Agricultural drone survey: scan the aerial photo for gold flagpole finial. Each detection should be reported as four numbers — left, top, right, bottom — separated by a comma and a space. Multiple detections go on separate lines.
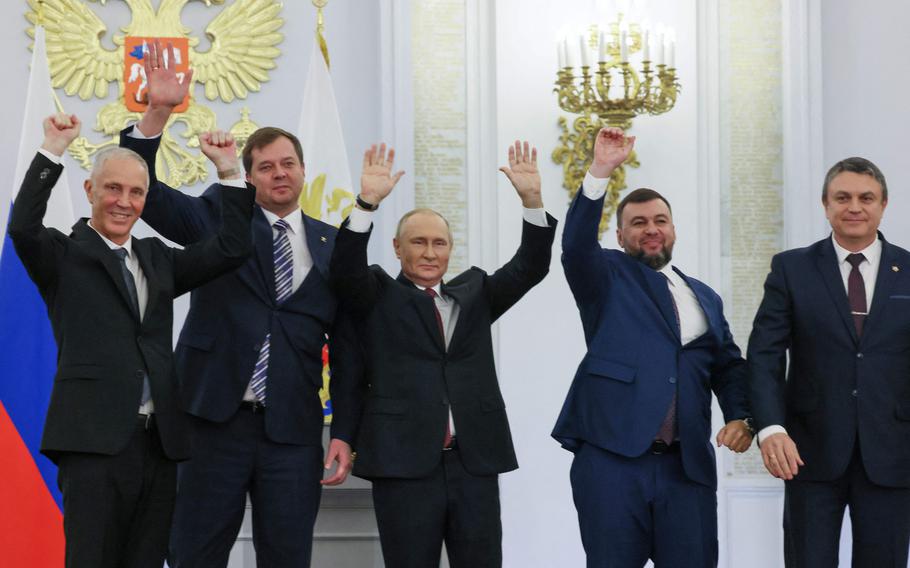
312, 0, 330, 69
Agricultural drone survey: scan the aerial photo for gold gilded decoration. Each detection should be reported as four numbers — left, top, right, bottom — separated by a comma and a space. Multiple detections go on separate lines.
553, 14, 680, 234
228, 107, 259, 159
24, 0, 284, 188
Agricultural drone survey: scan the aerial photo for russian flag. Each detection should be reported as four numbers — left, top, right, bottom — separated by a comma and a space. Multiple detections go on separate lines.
0, 24, 71, 564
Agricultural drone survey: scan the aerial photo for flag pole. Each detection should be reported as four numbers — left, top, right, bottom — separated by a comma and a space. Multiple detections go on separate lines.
36, 0, 65, 114
312, 0, 330, 69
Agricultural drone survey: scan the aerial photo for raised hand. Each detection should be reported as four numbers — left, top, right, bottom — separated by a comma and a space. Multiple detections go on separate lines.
41, 113, 81, 157
199, 130, 240, 178
589, 127, 635, 178
499, 140, 543, 209
144, 39, 193, 110
136, 40, 194, 137
359, 143, 405, 206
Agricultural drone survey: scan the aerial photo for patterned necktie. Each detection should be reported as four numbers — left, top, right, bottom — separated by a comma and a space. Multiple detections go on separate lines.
656, 273, 680, 445
424, 287, 453, 448
846, 253, 867, 337
114, 248, 150, 405
250, 219, 294, 404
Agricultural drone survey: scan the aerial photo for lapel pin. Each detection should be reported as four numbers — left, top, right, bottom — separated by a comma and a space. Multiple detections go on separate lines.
893, 265, 900, 272
320, 236, 327, 243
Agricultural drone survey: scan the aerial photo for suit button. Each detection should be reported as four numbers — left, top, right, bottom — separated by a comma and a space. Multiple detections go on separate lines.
669, 377, 677, 384
137, 337, 143, 344
135, 370, 145, 379
852, 389, 858, 397
856, 352, 863, 359
253, 342, 262, 352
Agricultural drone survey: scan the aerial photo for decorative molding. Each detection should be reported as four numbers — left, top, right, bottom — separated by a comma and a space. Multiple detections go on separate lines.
781, 0, 826, 249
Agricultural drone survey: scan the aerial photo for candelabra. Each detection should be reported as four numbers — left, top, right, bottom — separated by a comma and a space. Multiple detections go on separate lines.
552, 14, 680, 234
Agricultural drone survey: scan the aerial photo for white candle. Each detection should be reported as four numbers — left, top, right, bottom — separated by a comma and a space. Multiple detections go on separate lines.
620, 31, 628, 62
558, 42, 565, 69
642, 30, 650, 61
564, 37, 573, 68
598, 30, 607, 62
667, 39, 675, 68
657, 33, 665, 65
579, 35, 590, 67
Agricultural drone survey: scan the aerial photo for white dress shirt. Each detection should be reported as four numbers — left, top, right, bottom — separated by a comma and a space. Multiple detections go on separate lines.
658, 264, 709, 345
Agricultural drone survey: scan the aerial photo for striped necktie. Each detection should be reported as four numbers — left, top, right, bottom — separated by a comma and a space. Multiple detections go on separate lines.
250, 219, 294, 404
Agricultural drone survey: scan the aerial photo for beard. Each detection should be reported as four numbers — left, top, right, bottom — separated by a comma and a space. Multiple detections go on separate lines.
629, 246, 673, 270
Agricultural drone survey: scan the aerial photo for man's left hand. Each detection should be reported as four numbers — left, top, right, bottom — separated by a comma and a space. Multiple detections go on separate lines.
716, 419, 754, 453
321, 438, 354, 486
499, 140, 543, 209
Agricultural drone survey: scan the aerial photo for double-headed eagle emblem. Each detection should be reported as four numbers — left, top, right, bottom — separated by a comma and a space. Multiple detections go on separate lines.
24, 0, 284, 187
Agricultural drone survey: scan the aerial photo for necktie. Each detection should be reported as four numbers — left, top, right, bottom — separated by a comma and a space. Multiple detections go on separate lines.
656, 273, 680, 445
114, 248, 150, 405
846, 253, 867, 337
250, 219, 294, 405
424, 287, 453, 448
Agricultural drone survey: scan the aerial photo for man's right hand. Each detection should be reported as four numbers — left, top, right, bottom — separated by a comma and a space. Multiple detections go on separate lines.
760, 432, 804, 480
589, 126, 635, 178
41, 113, 81, 157
137, 39, 194, 137
359, 143, 405, 207
199, 130, 241, 179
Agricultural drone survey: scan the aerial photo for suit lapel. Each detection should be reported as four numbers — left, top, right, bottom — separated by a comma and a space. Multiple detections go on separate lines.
397, 273, 446, 352
441, 280, 471, 349
634, 262, 680, 342
673, 266, 718, 342
864, 236, 899, 338
133, 239, 159, 322
245, 208, 276, 303
71, 220, 141, 322
302, 214, 331, 279
814, 238, 859, 344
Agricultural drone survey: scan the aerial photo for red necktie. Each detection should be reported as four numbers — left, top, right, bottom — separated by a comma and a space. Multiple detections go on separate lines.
424, 288, 453, 448
846, 253, 867, 337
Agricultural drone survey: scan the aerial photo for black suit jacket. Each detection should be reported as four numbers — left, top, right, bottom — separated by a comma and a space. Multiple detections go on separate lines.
329, 215, 557, 479
119, 127, 358, 446
749, 234, 910, 487
7, 152, 254, 463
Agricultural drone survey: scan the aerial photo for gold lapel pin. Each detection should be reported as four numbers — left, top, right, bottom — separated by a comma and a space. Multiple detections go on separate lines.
893, 265, 900, 272
320, 236, 327, 243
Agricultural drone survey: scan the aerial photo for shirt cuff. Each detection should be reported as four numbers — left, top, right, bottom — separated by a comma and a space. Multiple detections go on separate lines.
757, 425, 788, 446
522, 207, 549, 227
127, 123, 162, 140
582, 171, 609, 200
37, 148, 62, 164
217, 178, 246, 189
346, 206, 373, 233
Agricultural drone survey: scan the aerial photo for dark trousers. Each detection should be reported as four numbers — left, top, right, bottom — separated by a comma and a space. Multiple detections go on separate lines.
784, 446, 910, 568
570, 442, 718, 568
57, 415, 177, 568
168, 406, 324, 568
371, 447, 502, 568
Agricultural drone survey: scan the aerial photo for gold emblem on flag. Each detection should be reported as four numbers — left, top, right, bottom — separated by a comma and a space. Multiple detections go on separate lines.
24, 0, 284, 188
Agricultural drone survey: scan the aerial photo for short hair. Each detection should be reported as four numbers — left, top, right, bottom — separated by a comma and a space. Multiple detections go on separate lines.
616, 188, 673, 228
822, 157, 888, 203
91, 146, 149, 188
241, 127, 304, 173
395, 208, 454, 245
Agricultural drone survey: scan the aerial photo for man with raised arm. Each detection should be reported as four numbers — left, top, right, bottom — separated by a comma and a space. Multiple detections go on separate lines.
8, 111, 253, 568
552, 127, 752, 567
329, 141, 556, 567
118, 41, 361, 567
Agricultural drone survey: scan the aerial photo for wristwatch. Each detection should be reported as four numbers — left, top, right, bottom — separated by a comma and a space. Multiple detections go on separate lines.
356, 194, 379, 211
742, 417, 756, 436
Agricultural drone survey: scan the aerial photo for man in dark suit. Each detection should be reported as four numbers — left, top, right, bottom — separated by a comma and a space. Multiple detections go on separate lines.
328, 140, 556, 567
552, 127, 753, 567
748, 156, 910, 566
117, 42, 360, 567
8, 112, 253, 568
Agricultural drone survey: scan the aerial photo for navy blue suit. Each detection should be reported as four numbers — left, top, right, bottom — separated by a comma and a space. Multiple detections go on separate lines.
121, 128, 359, 567
553, 190, 748, 566
748, 234, 910, 567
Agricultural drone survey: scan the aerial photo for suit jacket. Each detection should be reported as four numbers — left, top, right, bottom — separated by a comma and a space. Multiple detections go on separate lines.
329, 214, 557, 479
748, 234, 910, 488
7, 152, 254, 463
120, 128, 359, 446
552, 190, 749, 489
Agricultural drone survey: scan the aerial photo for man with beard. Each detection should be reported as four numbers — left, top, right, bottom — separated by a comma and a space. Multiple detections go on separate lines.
552, 127, 753, 567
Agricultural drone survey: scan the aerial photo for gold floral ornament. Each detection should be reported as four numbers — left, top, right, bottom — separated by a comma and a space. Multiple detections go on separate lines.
24, 0, 284, 188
